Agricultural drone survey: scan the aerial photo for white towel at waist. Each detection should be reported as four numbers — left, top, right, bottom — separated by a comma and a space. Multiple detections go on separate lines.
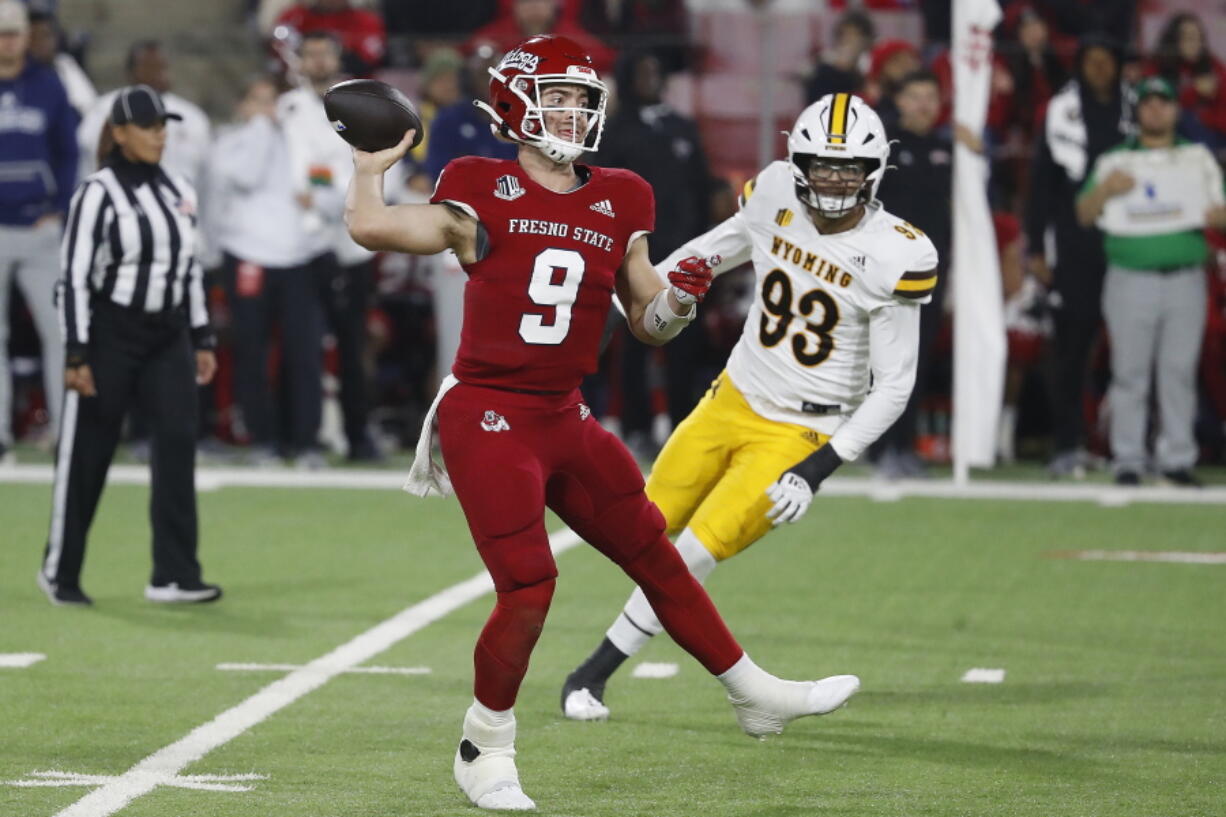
404, 374, 459, 497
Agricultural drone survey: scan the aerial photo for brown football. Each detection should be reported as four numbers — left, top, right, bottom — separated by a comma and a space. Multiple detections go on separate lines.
323, 79, 424, 153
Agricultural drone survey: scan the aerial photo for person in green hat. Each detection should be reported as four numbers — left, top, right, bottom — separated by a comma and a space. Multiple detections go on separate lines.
1076, 75, 1226, 486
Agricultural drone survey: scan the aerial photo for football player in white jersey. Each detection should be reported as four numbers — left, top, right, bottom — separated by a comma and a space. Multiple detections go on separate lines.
562, 93, 939, 720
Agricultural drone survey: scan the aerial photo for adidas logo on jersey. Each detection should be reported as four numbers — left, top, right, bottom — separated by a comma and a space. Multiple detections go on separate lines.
494, 175, 526, 201
480, 410, 511, 432
578, 403, 591, 421
589, 199, 615, 217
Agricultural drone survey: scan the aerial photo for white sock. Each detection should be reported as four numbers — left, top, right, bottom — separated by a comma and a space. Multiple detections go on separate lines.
717, 654, 860, 737
717, 653, 768, 694
464, 700, 515, 749
606, 528, 718, 656
717, 653, 808, 712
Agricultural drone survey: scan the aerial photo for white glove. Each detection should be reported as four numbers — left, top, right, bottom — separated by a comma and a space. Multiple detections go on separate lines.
765, 472, 813, 526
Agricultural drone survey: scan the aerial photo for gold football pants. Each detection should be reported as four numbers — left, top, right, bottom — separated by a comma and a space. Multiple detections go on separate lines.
646, 371, 829, 561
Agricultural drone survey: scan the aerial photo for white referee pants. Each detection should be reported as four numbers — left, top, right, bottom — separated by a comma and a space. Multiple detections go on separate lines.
0, 220, 65, 446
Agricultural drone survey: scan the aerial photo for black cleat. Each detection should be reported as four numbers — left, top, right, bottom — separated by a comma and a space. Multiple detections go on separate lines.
145, 580, 223, 603
1114, 471, 1141, 486
561, 670, 609, 721
37, 572, 93, 606
1160, 469, 1202, 488
560, 637, 630, 720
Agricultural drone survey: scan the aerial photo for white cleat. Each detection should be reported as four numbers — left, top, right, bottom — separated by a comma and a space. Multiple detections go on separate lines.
563, 687, 610, 722
454, 739, 536, 811
729, 674, 860, 738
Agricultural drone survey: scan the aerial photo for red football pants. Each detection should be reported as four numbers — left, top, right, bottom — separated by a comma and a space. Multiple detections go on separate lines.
438, 382, 743, 710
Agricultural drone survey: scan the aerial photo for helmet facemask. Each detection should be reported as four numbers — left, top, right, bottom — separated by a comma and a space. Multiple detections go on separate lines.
791, 156, 876, 218
493, 70, 608, 163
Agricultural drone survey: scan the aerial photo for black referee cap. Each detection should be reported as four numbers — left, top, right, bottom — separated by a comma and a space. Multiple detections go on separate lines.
110, 84, 183, 127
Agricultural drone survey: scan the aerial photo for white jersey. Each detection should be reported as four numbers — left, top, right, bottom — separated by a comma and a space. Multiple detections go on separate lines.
657, 161, 939, 461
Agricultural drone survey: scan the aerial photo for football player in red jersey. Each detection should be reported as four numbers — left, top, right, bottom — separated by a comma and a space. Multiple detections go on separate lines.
346, 35, 859, 811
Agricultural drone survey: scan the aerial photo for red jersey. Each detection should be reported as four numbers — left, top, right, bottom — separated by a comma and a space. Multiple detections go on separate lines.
431, 157, 655, 392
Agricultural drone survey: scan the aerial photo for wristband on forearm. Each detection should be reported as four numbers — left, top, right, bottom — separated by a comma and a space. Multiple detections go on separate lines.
191, 325, 218, 351
642, 287, 695, 342
788, 444, 843, 490
65, 344, 88, 369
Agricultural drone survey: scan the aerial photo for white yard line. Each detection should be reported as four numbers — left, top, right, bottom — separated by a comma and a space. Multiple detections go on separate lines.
961, 668, 1006, 683
47, 527, 583, 817
7, 772, 266, 793
631, 662, 679, 679
1049, 550, 1226, 565
0, 653, 46, 668
3, 464, 1225, 505
215, 663, 432, 676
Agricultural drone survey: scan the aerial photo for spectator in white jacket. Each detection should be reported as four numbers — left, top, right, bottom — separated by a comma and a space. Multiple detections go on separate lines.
206, 74, 335, 466
279, 30, 378, 461
78, 41, 211, 185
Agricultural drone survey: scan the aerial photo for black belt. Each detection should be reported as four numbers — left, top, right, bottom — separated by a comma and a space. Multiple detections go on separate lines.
801, 401, 841, 416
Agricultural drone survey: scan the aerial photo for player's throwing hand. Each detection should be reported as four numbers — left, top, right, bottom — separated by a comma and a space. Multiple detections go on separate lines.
352, 129, 416, 175
668, 255, 720, 305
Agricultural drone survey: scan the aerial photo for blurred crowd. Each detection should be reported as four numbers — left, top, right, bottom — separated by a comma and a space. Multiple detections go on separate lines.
3, 0, 1225, 479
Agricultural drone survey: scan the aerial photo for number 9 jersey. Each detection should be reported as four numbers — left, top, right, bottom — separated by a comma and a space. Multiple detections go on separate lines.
431, 156, 655, 392
657, 160, 939, 461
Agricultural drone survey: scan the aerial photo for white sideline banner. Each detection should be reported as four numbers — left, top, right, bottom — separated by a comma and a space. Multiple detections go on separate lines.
952, 0, 1006, 478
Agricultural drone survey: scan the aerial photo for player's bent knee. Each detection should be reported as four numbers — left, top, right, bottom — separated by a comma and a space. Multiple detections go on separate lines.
476, 530, 559, 593
498, 576, 556, 625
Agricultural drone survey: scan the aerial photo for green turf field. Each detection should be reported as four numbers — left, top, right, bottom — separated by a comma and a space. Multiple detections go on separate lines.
2, 479, 1224, 817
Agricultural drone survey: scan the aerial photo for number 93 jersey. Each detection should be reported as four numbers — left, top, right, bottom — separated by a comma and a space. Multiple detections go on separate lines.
659, 160, 939, 437
432, 156, 655, 392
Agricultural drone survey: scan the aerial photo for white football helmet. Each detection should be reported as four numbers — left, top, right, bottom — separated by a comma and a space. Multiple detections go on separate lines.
787, 93, 890, 217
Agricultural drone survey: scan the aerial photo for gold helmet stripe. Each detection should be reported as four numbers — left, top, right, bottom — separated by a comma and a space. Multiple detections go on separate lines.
828, 93, 851, 145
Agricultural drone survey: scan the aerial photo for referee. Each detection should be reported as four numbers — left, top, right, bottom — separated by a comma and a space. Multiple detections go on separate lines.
38, 84, 221, 606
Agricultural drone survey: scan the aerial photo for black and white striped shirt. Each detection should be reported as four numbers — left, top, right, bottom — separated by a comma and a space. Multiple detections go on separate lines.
59, 158, 211, 350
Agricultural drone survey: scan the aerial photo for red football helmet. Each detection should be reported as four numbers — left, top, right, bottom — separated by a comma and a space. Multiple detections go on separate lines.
474, 35, 608, 164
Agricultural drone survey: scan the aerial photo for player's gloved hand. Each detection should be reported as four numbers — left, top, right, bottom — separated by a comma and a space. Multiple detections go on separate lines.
667, 255, 721, 306
765, 472, 812, 526
764, 445, 843, 526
